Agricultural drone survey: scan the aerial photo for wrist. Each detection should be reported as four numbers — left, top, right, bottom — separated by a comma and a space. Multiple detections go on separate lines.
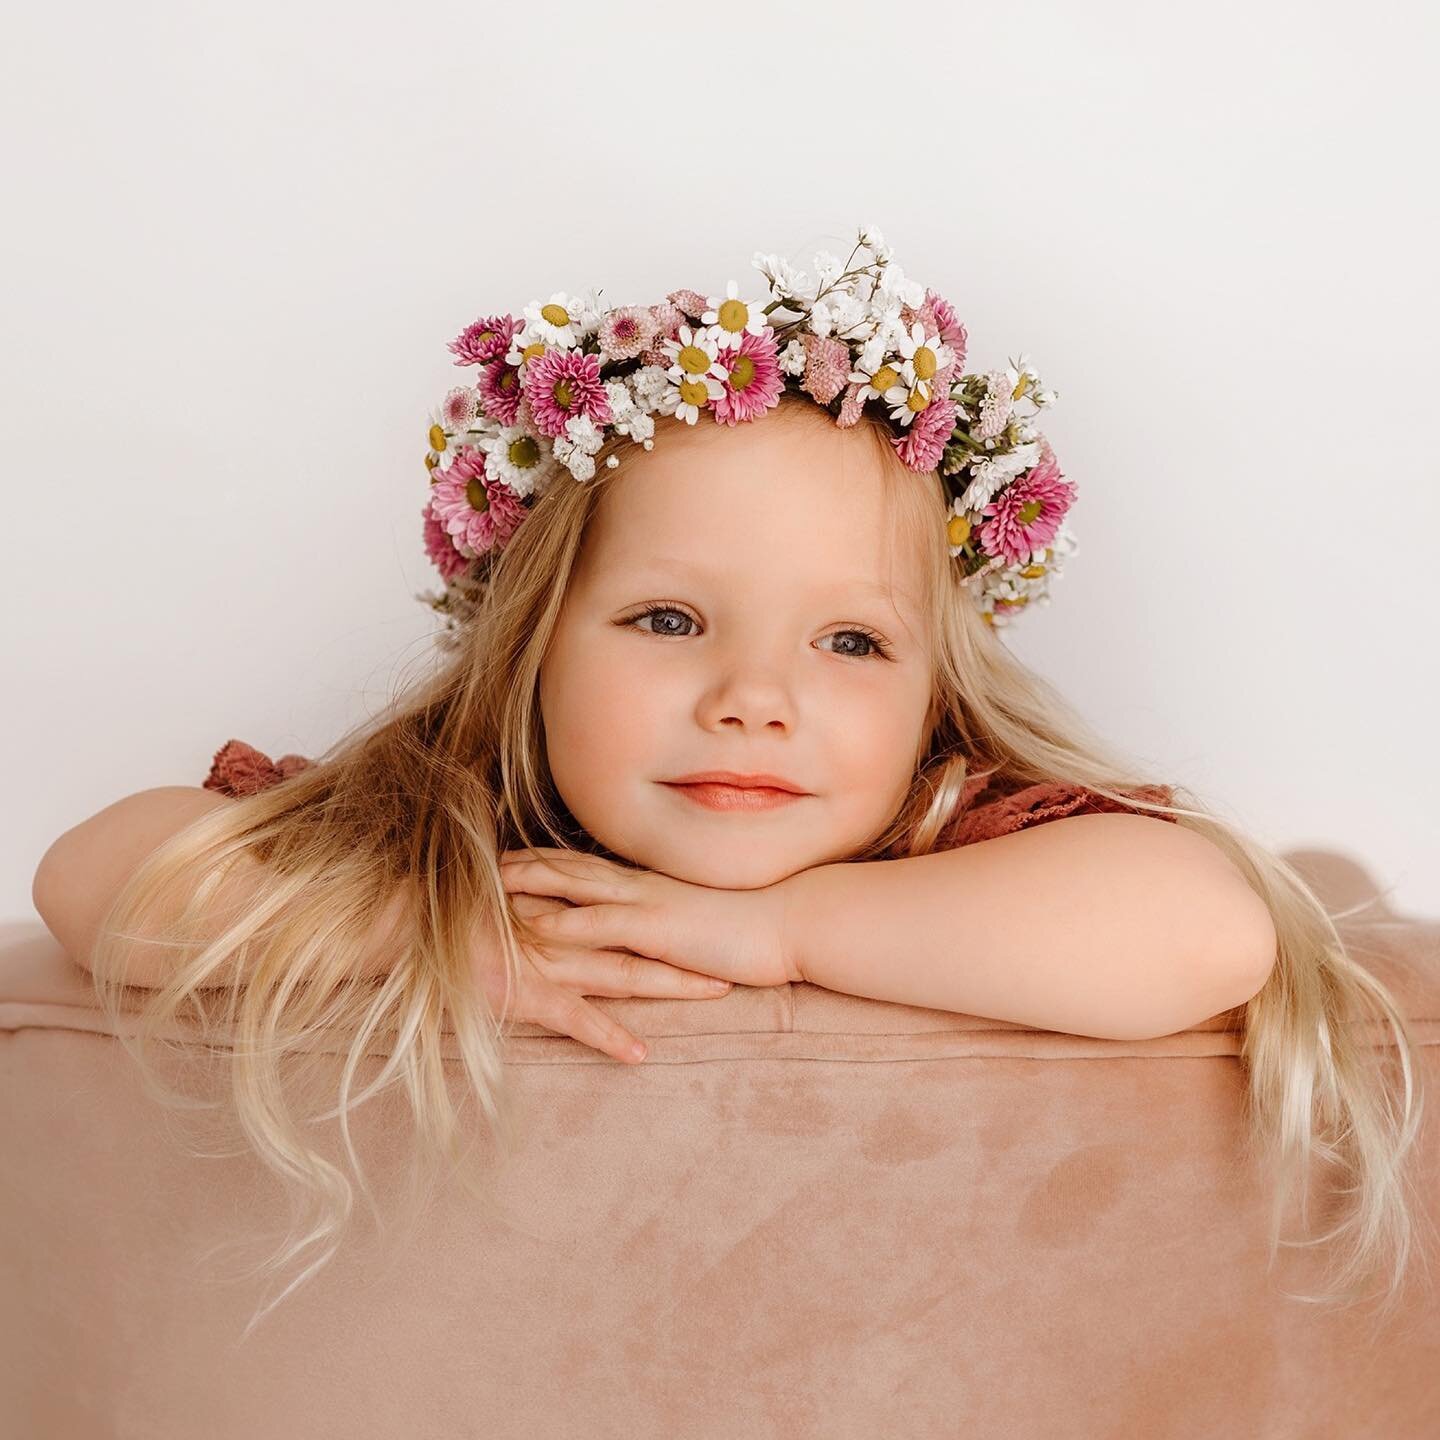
774, 864, 821, 985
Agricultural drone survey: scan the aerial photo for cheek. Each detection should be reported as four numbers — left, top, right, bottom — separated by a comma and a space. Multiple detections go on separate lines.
828, 695, 923, 790
541, 636, 673, 798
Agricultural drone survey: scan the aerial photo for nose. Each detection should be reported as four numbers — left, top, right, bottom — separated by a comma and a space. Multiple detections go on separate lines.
696, 652, 797, 733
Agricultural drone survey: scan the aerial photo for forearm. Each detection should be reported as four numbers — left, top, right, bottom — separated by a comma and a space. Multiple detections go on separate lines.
33, 787, 409, 989
781, 814, 1276, 1041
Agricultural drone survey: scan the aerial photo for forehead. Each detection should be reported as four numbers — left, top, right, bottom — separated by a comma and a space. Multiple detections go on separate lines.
580, 411, 931, 614
627, 553, 922, 614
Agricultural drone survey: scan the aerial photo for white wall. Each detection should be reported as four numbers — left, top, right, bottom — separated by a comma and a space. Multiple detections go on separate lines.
5, 0, 1436, 917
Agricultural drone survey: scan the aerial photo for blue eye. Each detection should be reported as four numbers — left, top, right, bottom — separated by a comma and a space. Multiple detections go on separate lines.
621, 604, 894, 661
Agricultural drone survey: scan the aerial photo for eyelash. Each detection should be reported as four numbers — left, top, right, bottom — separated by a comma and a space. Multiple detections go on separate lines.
621, 602, 895, 661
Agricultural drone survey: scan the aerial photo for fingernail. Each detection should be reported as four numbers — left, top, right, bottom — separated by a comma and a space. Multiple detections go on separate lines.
707, 979, 732, 992
630, 1041, 648, 1061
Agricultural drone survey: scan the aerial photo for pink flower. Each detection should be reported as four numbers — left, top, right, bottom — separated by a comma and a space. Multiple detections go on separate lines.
835, 381, 867, 428
448, 315, 518, 367
428, 444, 530, 557
640, 302, 686, 367
975, 370, 1015, 440
478, 356, 523, 425
977, 448, 1077, 565
520, 348, 613, 440
710, 327, 785, 425
667, 288, 709, 320
440, 385, 479, 431
926, 289, 967, 371
422, 499, 475, 581
598, 305, 659, 362
799, 333, 852, 405
900, 297, 937, 335
892, 393, 956, 471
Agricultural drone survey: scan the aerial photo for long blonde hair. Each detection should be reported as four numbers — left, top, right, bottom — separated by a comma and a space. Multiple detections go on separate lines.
90, 389, 1433, 1337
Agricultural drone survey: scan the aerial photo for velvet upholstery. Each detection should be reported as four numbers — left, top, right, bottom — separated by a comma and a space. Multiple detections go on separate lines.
3, 913, 1438, 1436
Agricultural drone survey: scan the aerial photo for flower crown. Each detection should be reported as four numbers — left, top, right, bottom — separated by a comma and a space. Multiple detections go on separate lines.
416, 224, 1076, 650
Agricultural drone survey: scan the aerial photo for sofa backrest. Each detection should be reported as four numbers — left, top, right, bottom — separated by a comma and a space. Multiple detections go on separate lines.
3, 918, 1438, 1437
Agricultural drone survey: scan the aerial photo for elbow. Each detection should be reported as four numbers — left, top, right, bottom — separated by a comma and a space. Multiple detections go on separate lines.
1149, 879, 1277, 1039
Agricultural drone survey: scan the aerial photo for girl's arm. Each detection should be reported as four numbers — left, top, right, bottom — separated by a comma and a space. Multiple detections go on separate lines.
32, 787, 408, 989
780, 813, 1277, 1041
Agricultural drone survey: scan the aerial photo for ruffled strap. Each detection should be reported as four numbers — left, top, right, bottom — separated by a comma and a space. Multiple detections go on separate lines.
202, 738, 315, 798
946, 773, 1178, 848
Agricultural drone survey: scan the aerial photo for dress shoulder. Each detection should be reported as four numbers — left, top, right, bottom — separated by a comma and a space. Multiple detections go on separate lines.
202, 738, 315, 797
944, 771, 1178, 848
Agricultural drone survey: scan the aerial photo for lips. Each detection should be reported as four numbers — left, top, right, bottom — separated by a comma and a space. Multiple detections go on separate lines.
662, 780, 809, 813
663, 771, 810, 794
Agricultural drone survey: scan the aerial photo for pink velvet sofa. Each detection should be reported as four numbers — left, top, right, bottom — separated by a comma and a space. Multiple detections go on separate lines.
3, 903, 1438, 1437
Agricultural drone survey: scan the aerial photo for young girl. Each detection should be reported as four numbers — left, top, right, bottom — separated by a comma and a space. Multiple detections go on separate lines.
33, 227, 1429, 1330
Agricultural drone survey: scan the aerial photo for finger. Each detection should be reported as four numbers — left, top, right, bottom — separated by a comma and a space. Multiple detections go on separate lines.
539, 948, 732, 1000
509, 891, 571, 919
499, 854, 638, 905
541, 983, 648, 1065
528, 901, 654, 956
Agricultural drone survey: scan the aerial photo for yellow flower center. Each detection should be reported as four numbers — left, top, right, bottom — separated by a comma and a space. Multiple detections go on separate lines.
522, 341, 546, 364
912, 345, 937, 381
541, 303, 571, 327
717, 297, 749, 333
465, 478, 490, 512
1012, 373, 1031, 400
996, 597, 1029, 610
906, 386, 929, 414
1017, 500, 1043, 525
425, 452, 440, 474
728, 354, 755, 390
509, 436, 540, 468
946, 514, 971, 546
553, 379, 574, 410
982, 612, 995, 627
1019, 563, 1046, 579
428, 424, 447, 451
870, 364, 899, 393
678, 377, 711, 407
678, 343, 711, 377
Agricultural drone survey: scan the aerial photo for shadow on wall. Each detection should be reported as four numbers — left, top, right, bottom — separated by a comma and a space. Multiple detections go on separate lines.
1283, 847, 1436, 929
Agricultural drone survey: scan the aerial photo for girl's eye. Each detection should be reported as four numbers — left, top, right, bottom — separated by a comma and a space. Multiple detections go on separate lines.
622, 604, 893, 661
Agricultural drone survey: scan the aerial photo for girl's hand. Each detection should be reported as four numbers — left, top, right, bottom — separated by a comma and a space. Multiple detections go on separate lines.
499, 846, 794, 992
478, 885, 738, 1068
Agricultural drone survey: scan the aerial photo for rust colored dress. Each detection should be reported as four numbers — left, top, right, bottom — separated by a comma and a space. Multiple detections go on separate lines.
201, 738, 1178, 843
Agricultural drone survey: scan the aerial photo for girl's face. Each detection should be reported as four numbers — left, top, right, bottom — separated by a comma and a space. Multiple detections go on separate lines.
538, 408, 937, 889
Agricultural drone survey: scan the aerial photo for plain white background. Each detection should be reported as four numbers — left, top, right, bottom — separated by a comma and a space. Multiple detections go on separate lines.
4, 1, 1436, 918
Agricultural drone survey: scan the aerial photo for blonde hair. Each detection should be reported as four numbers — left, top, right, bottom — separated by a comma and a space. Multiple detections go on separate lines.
90, 389, 1432, 1338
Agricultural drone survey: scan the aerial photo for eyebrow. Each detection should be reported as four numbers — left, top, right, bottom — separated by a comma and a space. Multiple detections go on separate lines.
618, 557, 919, 612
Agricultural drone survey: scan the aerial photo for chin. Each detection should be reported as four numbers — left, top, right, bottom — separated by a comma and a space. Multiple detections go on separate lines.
638, 838, 827, 891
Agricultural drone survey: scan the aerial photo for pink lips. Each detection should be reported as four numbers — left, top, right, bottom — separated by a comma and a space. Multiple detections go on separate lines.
661, 782, 808, 813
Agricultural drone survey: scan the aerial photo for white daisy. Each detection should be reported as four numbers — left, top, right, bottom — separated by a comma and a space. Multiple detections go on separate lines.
848, 353, 907, 408
479, 422, 558, 500
655, 324, 729, 423
701, 278, 770, 350
426, 404, 500, 460
894, 321, 955, 390
884, 381, 931, 428
657, 369, 727, 425
659, 325, 729, 390
520, 291, 592, 350
944, 497, 980, 559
